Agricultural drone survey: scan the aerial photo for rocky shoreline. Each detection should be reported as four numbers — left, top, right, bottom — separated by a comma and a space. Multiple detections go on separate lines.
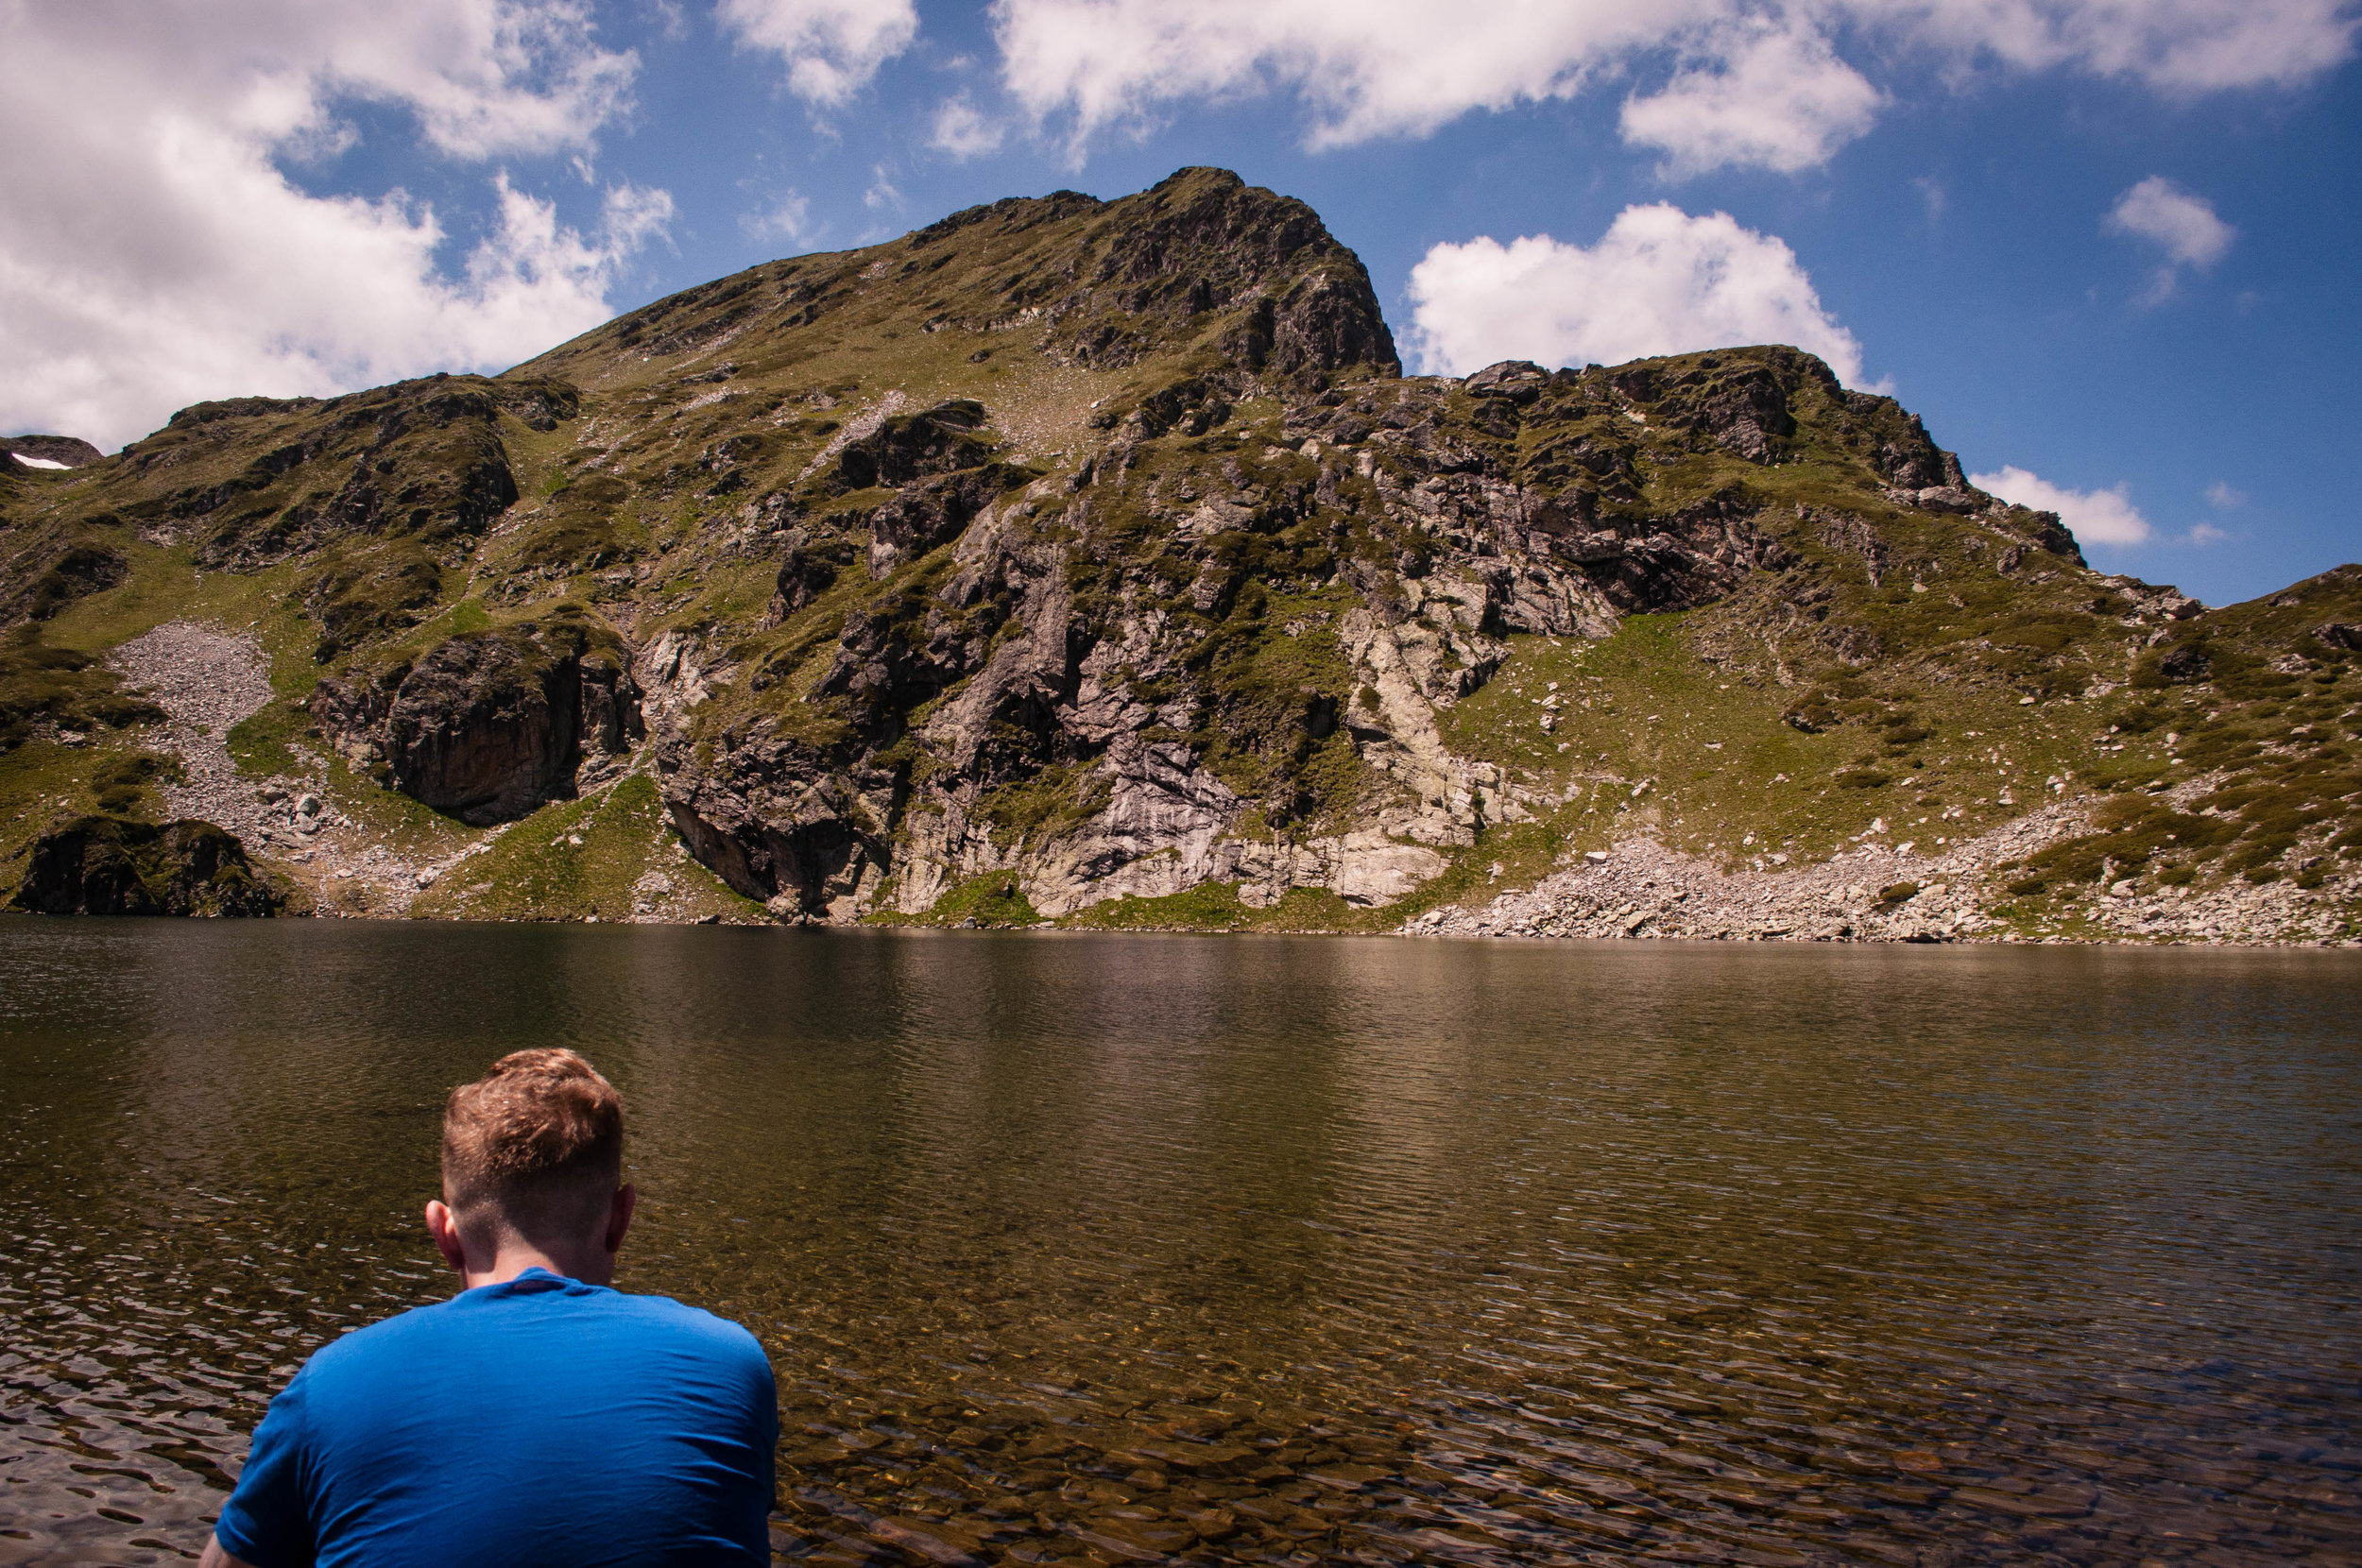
42, 620, 2358, 943
1411, 793, 2361, 948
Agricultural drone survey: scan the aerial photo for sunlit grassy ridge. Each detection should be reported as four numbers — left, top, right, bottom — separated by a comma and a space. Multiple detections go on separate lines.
411, 775, 758, 924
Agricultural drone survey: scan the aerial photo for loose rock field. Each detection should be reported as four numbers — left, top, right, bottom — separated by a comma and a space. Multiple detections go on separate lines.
1413, 782, 2361, 946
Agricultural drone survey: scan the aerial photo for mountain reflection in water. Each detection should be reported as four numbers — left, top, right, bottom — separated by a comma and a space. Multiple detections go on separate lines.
1, 924, 2357, 1566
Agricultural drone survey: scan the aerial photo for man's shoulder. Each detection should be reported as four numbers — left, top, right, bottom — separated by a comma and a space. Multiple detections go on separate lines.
302, 1282, 766, 1382
299, 1293, 461, 1374
600, 1288, 771, 1362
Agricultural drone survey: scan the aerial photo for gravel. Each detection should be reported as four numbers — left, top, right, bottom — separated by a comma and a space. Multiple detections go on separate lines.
1408, 782, 2360, 946
109, 621, 296, 850
108, 620, 455, 915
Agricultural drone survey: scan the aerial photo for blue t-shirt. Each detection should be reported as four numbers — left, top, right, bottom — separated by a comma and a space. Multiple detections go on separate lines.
215, 1269, 778, 1568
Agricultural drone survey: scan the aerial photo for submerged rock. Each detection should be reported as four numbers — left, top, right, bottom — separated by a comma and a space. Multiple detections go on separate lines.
10, 815, 284, 916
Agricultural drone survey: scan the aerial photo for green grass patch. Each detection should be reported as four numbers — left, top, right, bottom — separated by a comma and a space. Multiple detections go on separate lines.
0, 738, 162, 874
411, 775, 757, 923
0, 628, 161, 748
867, 868, 1042, 928
316, 750, 478, 862
88, 749, 183, 817
1064, 879, 1249, 929
225, 698, 312, 777
975, 760, 1114, 844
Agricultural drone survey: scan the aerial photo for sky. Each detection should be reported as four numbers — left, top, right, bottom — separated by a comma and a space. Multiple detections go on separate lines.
3, 1, 2356, 607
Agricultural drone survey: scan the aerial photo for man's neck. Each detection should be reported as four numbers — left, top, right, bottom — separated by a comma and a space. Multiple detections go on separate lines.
459, 1241, 616, 1291
426, 1185, 633, 1292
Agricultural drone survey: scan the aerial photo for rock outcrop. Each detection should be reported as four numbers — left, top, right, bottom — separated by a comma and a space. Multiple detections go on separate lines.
11, 815, 283, 915
4, 435, 104, 469
310, 617, 642, 824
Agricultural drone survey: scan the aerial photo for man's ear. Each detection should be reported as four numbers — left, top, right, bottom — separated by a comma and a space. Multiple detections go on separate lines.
425, 1200, 468, 1274
604, 1184, 636, 1257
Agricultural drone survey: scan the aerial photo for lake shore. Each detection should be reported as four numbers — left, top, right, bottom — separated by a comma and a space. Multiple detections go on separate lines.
1416, 824, 2361, 947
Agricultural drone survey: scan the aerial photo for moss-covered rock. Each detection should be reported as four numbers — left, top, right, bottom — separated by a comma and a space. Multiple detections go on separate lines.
10, 815, 283, 916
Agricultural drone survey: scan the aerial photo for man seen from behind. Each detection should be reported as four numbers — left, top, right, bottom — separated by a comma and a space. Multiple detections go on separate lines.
201, 1048, 778, 1567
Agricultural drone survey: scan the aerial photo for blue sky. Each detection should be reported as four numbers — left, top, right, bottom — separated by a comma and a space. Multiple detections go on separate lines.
4, 1, 2355, 606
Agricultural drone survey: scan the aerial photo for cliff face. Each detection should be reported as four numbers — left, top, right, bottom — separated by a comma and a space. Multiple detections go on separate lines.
6, 167, 2361, 939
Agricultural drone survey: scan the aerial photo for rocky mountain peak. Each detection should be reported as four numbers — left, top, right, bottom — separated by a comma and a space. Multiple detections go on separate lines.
527, 166, 1395, 401
6, 169, 2360, 944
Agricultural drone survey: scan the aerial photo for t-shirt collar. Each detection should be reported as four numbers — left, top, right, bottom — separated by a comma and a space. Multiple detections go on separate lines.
466, 1266, 583, 1297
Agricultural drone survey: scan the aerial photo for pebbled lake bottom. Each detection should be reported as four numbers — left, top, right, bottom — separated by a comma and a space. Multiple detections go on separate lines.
0, 923, 2356, 1566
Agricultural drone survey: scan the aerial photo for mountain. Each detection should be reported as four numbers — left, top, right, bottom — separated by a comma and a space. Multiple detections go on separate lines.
6, 167, 2360, 944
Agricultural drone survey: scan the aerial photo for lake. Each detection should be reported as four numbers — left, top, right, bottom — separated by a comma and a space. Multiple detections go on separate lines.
1, 924, 2356, 1565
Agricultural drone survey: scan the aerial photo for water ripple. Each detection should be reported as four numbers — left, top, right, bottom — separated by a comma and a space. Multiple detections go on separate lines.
1, 925, 2356, 1565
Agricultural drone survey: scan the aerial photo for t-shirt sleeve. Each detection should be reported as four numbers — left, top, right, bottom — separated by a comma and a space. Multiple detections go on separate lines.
214, 1368, 319, 1568
746, 1333, 779, 1501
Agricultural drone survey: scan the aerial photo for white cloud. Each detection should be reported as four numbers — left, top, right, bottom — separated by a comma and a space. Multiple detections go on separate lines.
986, 0, 2358, 170
0, 1, 663, 452
1970, 465, 2152, 545
2205, 481, 2248, 509
864, 164, 905, 212
1620, 18, 1885, 177
2106, 176, 2234, 304
741, 191, 814, 246
466, 174, 676, 325
342, 0, 638, 159
1405, 205, 1871, 385
717, 0, 919, 107
931, 94, 1008, 159
989, 1, 1718, 153
2108, 177, 2235, 266
2188, 522, 2230, 544
1852, 0, 2355, 93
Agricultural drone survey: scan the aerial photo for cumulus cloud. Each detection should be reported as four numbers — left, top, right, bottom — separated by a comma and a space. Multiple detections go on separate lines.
2205, 481, 2248, 509
1405, 205, 1870, 385
717, 0, 919, 106
990, 1, 1720, 154
1620, 18, 1885, 177
931, 94, 1008, 159
2109, 177, 2236, 266
2106, 176, 2235, 304
986, 0, 2358, 171
0, 1, 665, 451
1970, 465, 2152, 546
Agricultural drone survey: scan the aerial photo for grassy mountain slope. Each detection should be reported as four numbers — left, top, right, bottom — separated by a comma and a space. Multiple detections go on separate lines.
5, 167, 2359, 941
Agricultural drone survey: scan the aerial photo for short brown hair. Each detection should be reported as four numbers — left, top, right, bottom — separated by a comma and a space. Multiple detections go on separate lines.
441, 1048, 624, 1243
